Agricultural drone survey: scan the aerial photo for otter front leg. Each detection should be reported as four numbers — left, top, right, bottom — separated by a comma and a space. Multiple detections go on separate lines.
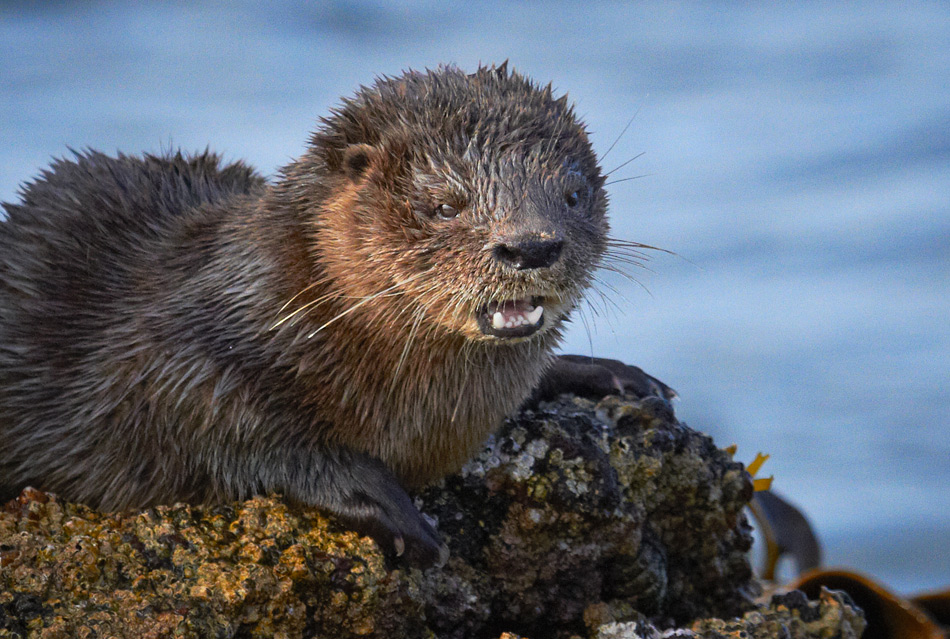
250, 445, 446, 567
528, 354, 676, 405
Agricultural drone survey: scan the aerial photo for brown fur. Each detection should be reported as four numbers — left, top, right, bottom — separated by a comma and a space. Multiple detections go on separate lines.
0, 64, 609, 561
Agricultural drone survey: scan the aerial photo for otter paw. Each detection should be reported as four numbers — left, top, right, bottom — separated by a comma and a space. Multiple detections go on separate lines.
326, 454, 448, 567
532, 354, 676, 404
345, 492, 448, 568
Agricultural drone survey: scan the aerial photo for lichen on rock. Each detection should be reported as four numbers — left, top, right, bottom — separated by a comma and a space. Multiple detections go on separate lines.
0, 394, 864, 638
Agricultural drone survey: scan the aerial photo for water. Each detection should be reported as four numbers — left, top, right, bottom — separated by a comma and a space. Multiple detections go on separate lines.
1, 0, 947, 594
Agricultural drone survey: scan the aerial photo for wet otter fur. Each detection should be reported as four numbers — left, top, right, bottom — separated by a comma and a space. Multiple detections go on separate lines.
0, 64, 670, 563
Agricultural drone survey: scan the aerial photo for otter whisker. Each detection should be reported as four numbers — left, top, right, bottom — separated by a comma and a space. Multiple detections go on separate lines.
580, 294, 603, 319
605, 152, 645, 178
407, 282, 458, 345
447, 287, 471, 324
305, 277, 424, 339
389, 304, 428, 398
269, 274, 432, 330
382, 295, 421, 336
271, 289, 343, 330
603, 247, 650, 261
583, 289, 623, 335
606, 238, 673, 256
576, 304, 596, 358
595, 284, 622, 321
598, 264, 652, 297
605, 242, 653, 254
603, 253, 650, 267
275, 280, 321, 316
602, 252, 650, 269
400, 282, 445, 337
450, 362, 473, 423
602, 262, 652, 280
600, 108, 642, 163
605, 174, 649, 186
602, 261, 648, 276
429, 292, 461, 333
589, 277, 626, 312
273, 273, 427, 332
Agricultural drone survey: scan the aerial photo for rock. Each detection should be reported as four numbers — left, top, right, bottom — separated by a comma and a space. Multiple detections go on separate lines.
590, 589, 865, 638
0, 395, 864, 638
416, 394, 758, 636
687, 588, 867, 638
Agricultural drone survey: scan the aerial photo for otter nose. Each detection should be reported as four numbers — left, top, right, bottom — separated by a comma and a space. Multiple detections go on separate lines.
493, 238, 564, 270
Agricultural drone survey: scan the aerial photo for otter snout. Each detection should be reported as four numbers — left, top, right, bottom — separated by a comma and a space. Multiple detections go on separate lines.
492, 237, 564, 270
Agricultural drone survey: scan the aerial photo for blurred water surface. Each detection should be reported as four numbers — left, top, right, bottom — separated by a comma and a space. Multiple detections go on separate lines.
1, 1, 947, 592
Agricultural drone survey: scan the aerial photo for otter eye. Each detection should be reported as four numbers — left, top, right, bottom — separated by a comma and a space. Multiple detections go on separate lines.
565, 190, 580, 207
436, 204, 459, 220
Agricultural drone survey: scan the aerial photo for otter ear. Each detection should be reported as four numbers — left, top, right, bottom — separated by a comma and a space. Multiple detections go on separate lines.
342, 144, 378, 182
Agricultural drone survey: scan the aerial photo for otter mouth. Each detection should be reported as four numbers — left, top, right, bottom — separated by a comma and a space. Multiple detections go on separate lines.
476, 297, 545, 339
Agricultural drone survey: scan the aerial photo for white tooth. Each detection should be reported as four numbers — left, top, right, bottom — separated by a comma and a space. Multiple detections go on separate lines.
527, 306, 544, 325
492, 311, 506, 329
506, 319, 515, 328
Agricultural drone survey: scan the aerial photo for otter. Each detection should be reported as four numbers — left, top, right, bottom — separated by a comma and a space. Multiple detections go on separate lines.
0, 64, 671, 564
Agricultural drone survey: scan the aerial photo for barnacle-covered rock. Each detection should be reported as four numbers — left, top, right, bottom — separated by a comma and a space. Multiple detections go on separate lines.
415, 394, 758, 636
0, 395, 863, 638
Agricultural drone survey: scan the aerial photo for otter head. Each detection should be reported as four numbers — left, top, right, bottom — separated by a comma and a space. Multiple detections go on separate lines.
302, 64, 608, 346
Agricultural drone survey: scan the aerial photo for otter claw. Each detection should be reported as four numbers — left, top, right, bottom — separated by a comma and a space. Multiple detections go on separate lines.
436, 543, 450, 568
393, 535, 405, 557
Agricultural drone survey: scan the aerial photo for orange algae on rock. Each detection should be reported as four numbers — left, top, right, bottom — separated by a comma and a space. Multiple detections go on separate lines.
0, 488, 422, 638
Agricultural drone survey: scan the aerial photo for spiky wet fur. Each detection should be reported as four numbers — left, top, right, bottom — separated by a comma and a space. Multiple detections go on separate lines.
0, 65, 607, 546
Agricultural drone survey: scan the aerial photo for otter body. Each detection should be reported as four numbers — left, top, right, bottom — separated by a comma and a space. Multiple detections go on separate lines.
0, 65, 663, 561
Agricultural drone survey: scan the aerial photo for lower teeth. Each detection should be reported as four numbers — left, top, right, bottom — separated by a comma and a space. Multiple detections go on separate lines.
490, 305, 544, 331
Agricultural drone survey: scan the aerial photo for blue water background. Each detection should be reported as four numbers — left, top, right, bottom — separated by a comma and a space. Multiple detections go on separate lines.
1, 1, 947, 593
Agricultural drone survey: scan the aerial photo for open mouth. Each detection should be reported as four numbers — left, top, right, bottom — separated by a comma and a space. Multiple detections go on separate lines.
476, 296, 545, 339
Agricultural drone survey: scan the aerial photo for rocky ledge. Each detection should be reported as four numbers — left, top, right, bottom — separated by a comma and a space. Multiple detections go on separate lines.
0, 395, 865, 638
